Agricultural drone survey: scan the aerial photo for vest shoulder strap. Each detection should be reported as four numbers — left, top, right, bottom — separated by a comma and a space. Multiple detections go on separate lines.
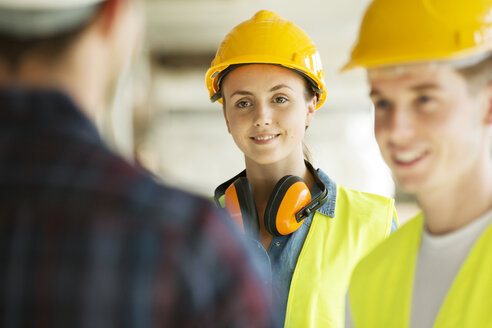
285, 185, 396, 327
349, 214, 423, 328
434, 223, 492, 327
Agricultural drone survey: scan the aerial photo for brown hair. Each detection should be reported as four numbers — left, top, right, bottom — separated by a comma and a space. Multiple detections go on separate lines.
455, 54, 492, 95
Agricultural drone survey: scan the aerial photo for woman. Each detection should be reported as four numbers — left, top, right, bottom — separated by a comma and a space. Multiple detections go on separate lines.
206, 10, 398, 327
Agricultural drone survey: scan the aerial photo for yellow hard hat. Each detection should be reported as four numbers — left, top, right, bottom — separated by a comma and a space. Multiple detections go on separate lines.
205, 10, 327, 110
343, 0, 492, 70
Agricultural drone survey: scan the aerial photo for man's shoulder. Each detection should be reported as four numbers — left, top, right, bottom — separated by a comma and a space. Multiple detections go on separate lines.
84, 147, 215, 223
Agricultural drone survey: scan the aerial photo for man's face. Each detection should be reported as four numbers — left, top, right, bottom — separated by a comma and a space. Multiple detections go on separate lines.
368, 64, 491, 195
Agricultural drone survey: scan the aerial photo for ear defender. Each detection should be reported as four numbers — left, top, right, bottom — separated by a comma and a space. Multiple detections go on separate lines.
217, 161, 328, 238
264, 176, 311, 236
224, 177, 260, 236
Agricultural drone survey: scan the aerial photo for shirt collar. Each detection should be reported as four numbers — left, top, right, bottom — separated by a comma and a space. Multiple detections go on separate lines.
0, 87, 102, 145
314, 168, 337, 218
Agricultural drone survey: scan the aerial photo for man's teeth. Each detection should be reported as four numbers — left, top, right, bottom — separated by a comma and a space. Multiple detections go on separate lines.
254, 135, 275, 141
395, 151, 424, 163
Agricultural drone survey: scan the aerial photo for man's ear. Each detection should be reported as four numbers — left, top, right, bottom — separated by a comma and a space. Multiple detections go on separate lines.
95, 0, 126, 36
223, 107, 232, 134
484, 81, 492, 125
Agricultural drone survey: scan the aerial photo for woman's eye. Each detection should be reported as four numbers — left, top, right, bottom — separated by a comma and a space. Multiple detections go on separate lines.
273, 96, 288, 104
236, 100, 251, 108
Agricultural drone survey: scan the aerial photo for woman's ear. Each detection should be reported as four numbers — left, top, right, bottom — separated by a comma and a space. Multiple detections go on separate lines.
305, 95, 317, 128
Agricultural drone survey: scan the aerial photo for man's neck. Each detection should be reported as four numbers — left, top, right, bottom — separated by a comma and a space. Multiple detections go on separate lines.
417, 155, 492, 235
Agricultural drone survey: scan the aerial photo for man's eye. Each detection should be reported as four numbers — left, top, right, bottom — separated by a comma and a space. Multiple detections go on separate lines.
417, 95, 432, 104
374, 99, 391, 110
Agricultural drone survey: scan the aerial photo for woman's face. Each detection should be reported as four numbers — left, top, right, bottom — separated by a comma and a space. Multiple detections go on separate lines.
221, 64, 316, 166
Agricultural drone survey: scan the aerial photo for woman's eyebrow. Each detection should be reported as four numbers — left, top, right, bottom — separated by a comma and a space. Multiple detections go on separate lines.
230, 90, 254, 98
270, 84, 293, 92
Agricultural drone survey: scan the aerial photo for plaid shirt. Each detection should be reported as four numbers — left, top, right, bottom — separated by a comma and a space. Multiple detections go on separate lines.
0, 88, 272, 328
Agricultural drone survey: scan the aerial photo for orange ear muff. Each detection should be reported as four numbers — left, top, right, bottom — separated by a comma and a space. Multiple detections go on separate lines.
224, 183, 245, 233
264, 176, 311, 236
224, 177, 260, 236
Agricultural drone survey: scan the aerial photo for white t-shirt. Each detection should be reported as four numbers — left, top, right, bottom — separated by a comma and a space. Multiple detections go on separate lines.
410, 209, 492, 327
345, 209, 492, 328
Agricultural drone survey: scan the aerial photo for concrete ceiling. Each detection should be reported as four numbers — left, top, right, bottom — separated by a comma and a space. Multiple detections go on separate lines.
144, 0, 371, 56
143, 0, 374, 112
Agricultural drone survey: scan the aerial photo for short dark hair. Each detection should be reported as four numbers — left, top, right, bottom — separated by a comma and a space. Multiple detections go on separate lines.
455, 53, 492, 95
0, 8, 100, 72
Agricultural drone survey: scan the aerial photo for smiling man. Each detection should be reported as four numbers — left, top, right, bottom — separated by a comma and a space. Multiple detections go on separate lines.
344, 0, 492, 327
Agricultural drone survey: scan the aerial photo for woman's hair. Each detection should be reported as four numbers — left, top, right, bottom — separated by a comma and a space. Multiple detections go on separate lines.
302, 142, 313, 162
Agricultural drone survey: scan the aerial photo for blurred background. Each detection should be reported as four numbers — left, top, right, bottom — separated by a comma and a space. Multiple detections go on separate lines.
100, 0, 419, 224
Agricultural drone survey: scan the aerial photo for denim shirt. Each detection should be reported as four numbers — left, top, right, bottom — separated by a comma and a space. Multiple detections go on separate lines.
247, 168, 337, 326
217, 168, 397, 326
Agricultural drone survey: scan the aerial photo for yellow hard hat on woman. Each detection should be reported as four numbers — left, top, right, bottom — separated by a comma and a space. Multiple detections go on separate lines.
343, 0, 492, 70
205, 10, 327, 109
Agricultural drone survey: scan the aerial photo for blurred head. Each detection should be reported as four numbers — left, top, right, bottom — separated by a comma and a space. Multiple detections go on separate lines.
344, 0, 492, 194
367, 61, 492, 194
0, 0, 143, 115
221, 64, 316, 167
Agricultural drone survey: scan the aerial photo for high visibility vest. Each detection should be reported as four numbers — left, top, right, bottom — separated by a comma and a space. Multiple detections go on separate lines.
349, 214, 492, 328
284, 185, 395, 327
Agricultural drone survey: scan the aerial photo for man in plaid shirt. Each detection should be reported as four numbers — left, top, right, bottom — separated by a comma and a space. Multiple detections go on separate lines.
0, 0, 272, 327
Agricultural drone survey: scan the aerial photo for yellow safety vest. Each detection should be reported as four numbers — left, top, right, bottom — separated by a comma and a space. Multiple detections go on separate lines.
349, 214, 492, 328
284, 185, 395, 327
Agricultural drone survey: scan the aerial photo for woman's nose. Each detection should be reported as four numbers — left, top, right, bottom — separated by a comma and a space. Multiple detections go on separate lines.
253, 102, 273, 127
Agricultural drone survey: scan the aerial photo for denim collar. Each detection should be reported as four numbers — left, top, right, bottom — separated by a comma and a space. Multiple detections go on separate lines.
314, 168, 337, 218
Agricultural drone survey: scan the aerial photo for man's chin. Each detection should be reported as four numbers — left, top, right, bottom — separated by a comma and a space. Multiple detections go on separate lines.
395, 178, 428, 195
